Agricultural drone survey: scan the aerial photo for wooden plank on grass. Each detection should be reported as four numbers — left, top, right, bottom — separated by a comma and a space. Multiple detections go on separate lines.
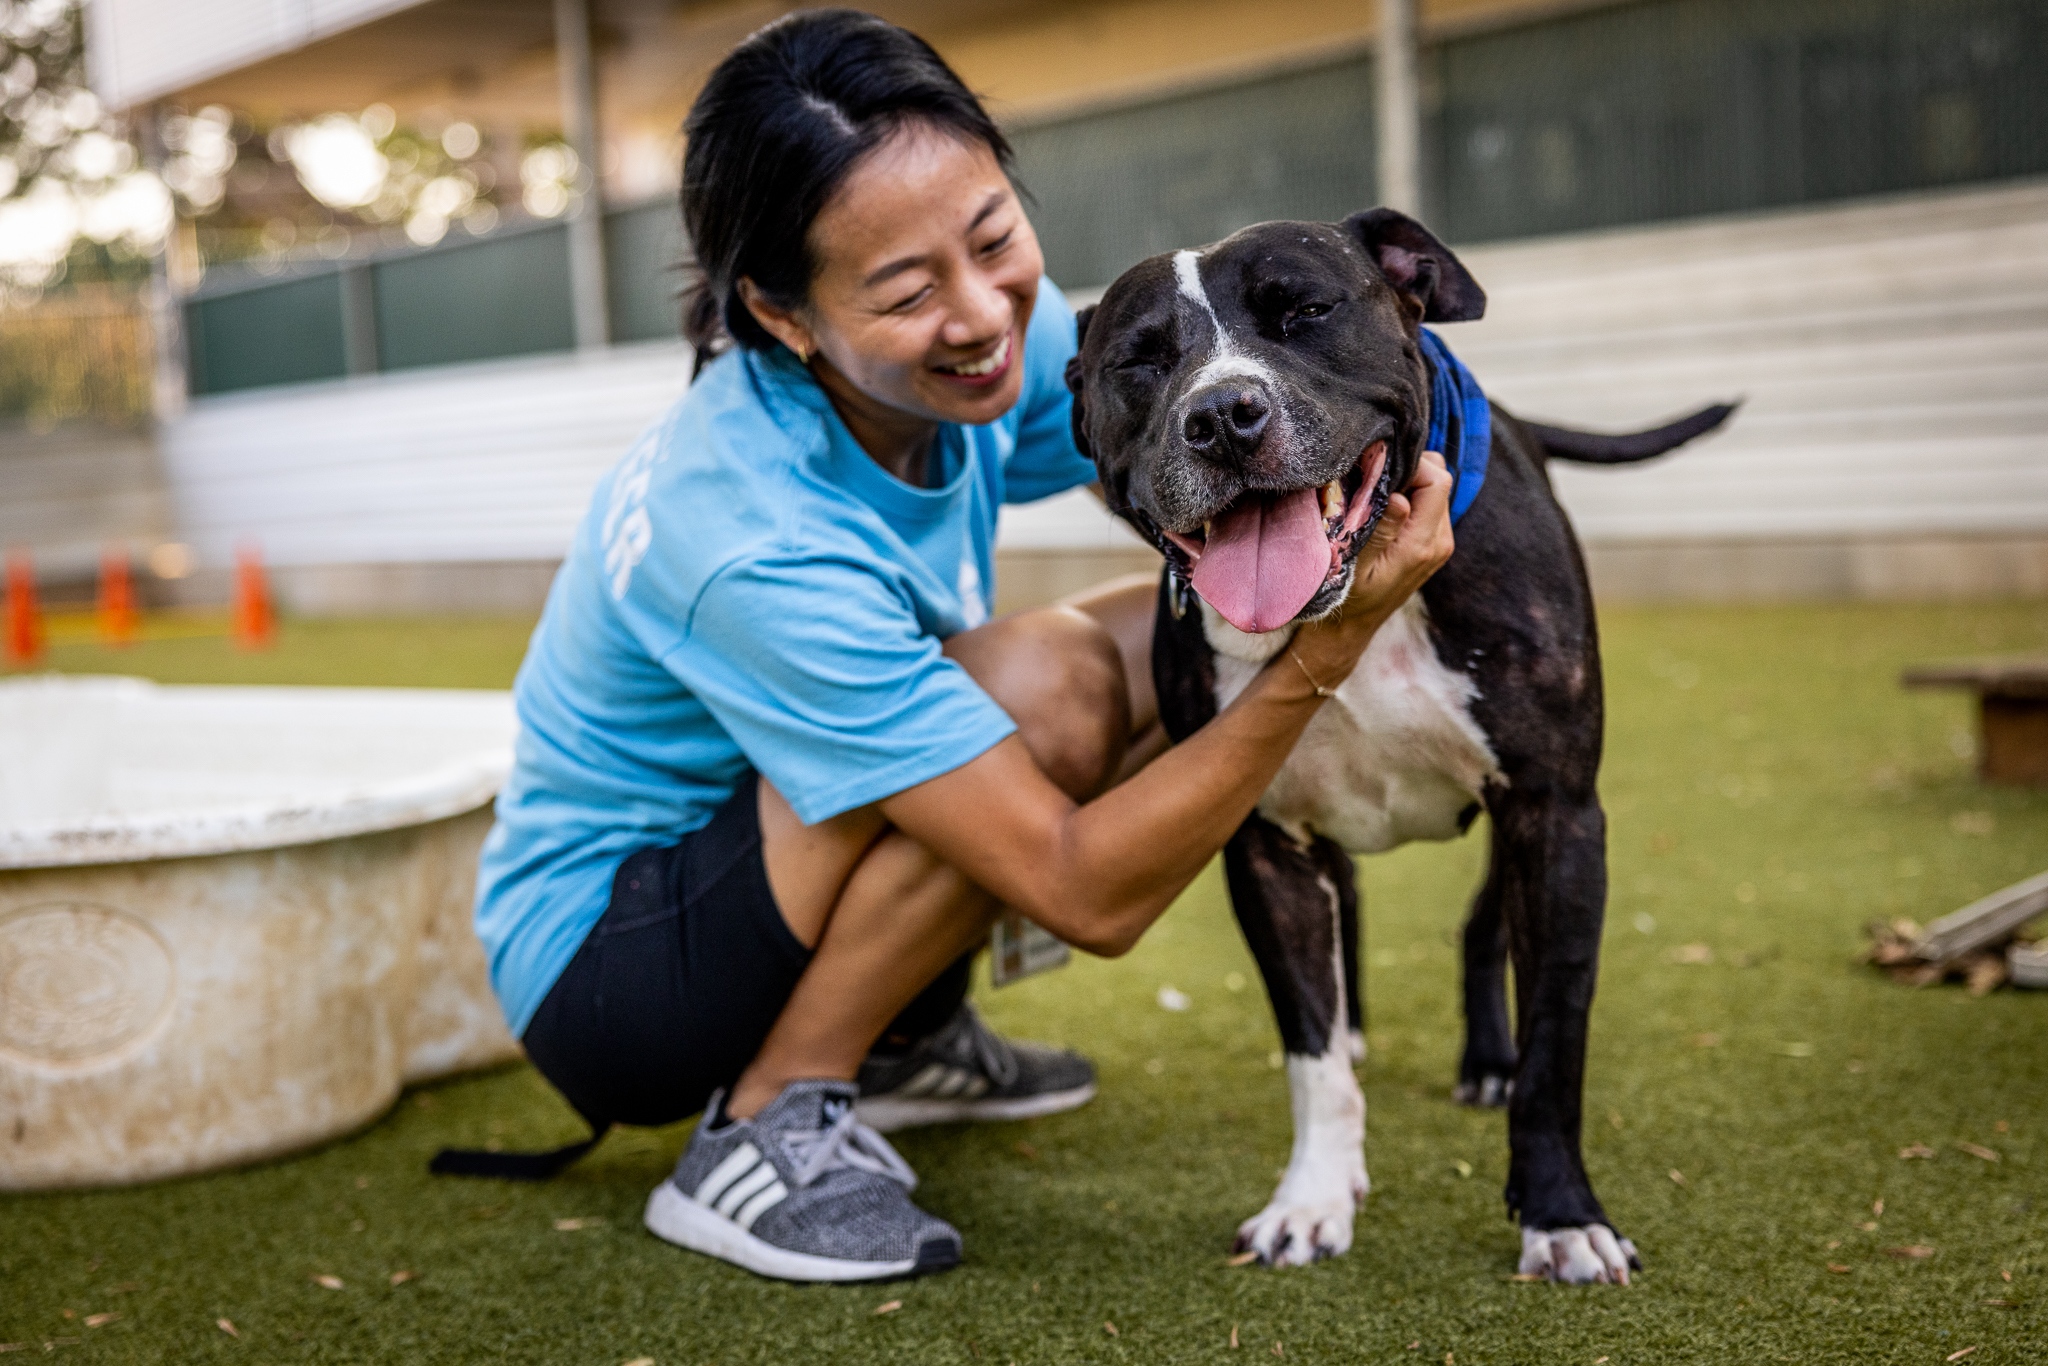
1902, 656, 2048, 698
1914, 870, 2048, 964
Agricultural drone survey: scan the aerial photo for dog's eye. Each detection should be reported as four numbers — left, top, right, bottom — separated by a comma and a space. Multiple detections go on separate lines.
1113, 353, 1162, 375
1282, 301, 1333, 333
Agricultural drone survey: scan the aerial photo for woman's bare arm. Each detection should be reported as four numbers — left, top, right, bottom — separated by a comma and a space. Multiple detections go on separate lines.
881, 454, 1456, 955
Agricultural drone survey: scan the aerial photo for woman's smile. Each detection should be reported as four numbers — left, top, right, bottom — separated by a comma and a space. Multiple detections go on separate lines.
930, 327, 1014, 385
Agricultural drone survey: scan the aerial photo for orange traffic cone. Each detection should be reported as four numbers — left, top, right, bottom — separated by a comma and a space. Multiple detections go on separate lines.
233, 543, 275, 650
5, 550, 44, 666
98, 546, 139, 647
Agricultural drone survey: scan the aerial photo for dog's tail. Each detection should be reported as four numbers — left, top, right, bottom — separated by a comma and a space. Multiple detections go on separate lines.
1525, 401, 1739, 465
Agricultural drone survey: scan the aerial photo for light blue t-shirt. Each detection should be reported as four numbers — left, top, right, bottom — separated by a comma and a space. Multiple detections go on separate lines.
474, 285, 1096, 1035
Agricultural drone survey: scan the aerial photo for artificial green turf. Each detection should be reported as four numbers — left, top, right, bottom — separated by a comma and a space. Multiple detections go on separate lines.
4, 602, 2045, 1364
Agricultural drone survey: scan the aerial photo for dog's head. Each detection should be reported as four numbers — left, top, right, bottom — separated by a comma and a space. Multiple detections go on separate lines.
1066, 208, 1483, 634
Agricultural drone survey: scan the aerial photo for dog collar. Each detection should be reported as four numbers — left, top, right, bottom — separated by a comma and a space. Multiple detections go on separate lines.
1422, 328, 1491, 526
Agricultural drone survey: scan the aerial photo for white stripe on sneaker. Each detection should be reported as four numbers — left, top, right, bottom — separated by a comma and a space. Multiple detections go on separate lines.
899, 1063, 948, 1097
694, 1142, 761, 1206
733, 1179, 788, 1231
715, 1160, 778, 1217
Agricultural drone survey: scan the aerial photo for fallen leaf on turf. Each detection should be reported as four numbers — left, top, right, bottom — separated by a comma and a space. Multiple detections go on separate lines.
1596, 1357, 1610, 1364
1272, 1343, 1283, 1358
1946, 1348, 1978, 1362
1898, 1144, 1935, 1160
1827, 1240, 1842, 1250
1013, 1141, 1038, 1161
1230, 1323, 1239, 1349
388, 1271, 415, 1287
0, 1346, 22, 1354
1964, 954, 2007, 996
1994, 1120, 2009, 1134
354, 1176, 369, 1190
1955, 1142, 2000, 1162
216, 1320, 238, 1338
2002, 1270, 2013, 1282
313, 1275, 343, 1290
107, 1283, 138, 1295
83, 1315, 118, 1328
1103, 1322, 1118, 1337
873, 1301, 902, 1316
1227, 1251, 1258, 1266
1508, 1273, 1545, 1283
1771, 1041, 1815, 1058
553, 1217, 605, 1231
1884, 1245, 1934, 1260
1859, 1221, 1879, 1232
1690, 1033, 1721, 1049
1872, 1198, 1884, 1216
1671, 944, 1713, 965
1827, 1263, 1851, 1274
1981, 1298, 2016, 1308
622, 1358, 655, 1366
1406, 1344, 1419, 1352
1453, 1160, 1473, 1179
1668, 1169, 1688, 1187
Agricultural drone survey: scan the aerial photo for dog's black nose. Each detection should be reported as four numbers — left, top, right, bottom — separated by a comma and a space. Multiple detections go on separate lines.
1181, 386, 1271, 463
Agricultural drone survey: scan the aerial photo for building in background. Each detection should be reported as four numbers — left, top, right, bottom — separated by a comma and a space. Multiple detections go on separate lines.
74, 0, 2048, 611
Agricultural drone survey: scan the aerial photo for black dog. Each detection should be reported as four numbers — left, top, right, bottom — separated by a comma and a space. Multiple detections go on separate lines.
1064, 208, 1732, 1282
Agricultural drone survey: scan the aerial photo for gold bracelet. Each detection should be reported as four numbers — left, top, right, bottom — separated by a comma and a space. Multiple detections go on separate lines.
1290, 649, 1336, 699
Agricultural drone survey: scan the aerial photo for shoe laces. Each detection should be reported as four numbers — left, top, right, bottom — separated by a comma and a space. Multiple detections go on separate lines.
939, 1003, 1019, 1088
782, 1104, 919, 1191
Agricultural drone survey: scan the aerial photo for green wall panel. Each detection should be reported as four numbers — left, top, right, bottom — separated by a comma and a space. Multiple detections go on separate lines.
372, 225, 575, 370
1010, 61, 1378, 292
606, 199, 688, 344
1432, 0, 2048, 243
1007, 0, 2048, 286
185, 274, 347, 395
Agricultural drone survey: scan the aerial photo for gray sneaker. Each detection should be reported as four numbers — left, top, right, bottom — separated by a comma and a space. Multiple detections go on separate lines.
856, 1001, 1096, 1132
643, 1080, 961, 1282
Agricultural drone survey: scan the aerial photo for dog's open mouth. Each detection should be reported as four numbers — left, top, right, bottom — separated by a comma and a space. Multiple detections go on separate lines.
1158, 440, 1391, 634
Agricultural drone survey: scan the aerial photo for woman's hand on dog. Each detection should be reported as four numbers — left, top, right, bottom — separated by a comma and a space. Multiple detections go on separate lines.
1290, 450, 1456, 690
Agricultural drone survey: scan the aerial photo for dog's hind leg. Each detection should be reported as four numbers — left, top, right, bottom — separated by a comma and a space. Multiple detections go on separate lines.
1226, 813, 1367, 1267
1454, 831, 1517, 1106
1494, 789, 1639, 1285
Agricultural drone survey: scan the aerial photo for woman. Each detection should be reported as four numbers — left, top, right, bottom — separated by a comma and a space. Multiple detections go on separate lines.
471, 9, 1454, 1283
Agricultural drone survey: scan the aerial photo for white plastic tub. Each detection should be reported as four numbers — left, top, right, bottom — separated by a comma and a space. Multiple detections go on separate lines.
0, 676, 522, 1190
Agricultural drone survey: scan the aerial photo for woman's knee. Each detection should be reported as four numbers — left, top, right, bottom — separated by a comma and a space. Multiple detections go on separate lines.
946, 606, 1128, 799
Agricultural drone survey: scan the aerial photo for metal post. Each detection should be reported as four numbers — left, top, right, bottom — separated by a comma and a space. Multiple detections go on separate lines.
139, 106, 189, 418
339, 263, 379, 375
554, 0, 609, 349
1376, 0, 1422, 216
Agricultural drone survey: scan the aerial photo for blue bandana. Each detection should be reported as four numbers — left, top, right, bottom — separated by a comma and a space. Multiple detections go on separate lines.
1421, 327, 1491, 525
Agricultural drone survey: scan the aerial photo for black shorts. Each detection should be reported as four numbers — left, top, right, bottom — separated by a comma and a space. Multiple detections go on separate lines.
520, 772, 970, 1129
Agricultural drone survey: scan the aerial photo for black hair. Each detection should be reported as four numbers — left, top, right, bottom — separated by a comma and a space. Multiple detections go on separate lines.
679, 9, 1013, 368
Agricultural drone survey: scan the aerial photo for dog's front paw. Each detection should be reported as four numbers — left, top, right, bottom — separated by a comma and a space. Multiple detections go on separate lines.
1235, 1196, 1356, 1267
1519, 1225, 1640, 1285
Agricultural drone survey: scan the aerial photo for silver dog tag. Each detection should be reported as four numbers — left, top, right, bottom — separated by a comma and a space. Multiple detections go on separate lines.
989, 911, 1070, 987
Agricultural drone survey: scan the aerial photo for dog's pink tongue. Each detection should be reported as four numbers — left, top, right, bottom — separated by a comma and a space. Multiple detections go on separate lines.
1190, 487, 1330, 634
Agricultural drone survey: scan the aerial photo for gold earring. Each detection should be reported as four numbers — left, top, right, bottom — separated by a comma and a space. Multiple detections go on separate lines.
794, 342, 810, 365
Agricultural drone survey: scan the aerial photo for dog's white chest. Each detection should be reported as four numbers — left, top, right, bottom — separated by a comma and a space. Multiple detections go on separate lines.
1204, 599, 1502, 854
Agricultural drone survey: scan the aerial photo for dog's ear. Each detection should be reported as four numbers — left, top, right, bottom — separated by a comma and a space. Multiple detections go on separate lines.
1344, 208, 1485, 324
1064, 303, 1097, 463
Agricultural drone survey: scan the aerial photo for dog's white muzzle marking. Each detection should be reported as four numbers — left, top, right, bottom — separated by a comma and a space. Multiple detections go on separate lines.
1172, 248, 1278, 393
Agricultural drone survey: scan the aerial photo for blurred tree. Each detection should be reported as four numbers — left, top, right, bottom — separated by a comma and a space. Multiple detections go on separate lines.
0, 0, 172, 301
